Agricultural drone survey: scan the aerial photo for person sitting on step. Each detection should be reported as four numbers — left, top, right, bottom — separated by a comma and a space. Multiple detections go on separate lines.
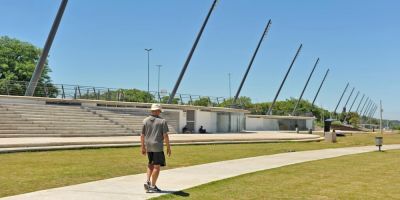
198, 125, 207, 133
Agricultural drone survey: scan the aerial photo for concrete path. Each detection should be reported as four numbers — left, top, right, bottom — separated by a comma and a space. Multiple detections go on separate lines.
0, 132, 323, 153
2, 144, 400, 200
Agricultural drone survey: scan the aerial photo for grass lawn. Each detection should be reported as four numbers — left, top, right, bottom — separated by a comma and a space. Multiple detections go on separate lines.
0, 132, 399, 197
155, 150, 400, 200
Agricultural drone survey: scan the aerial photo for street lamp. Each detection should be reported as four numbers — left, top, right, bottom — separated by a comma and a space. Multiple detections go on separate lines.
156, 65, 162, 101
228, 73, 232, 99
144, 49, 152, 94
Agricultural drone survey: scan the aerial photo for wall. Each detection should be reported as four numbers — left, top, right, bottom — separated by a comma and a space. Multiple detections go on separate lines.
179, 110, 187, 133
217, 112, 246, 133
306, 119, 314, 130
246, 116, 315, 131
195, 110, 217, 133
246, 117, 279, 131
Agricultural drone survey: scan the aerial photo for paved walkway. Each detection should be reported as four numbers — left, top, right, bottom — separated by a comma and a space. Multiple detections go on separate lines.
3, 144, 400, 200
0, 132, 322, 153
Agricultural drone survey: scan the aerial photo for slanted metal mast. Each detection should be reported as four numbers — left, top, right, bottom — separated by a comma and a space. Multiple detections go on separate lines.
367, 104, 376, 119
343, 91, 360, 121
369, 105, 378, 118
342, 87, 355, 112
267, 44, 303, 115
25, 0, 68, 96
363, 100, 373, 117
311, 68, 329, 107
291, 58, 319, 116
355, 94, 365, 113
233, 19, 272, 105
168, 0, 218, 104
333, 82, 349, 114
359, 97, 369, 115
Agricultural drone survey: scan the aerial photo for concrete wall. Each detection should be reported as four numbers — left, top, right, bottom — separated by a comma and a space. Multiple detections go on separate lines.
246, 117, 279, 131
246, 116, 315, 131
195, 110, 217, 133
306, 119, 314, 130
217, 112, 246, 133
179, 110, 186, 133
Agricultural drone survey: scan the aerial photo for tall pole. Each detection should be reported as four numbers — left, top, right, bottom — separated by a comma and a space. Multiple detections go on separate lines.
267, 44, 303, 115
380, 100, 383, 134
25, 0, 68, 96
343, 91, 359, 122
233, 19, 272, 105
311, 68, 329, 107
333, 82, 349, 114
292, 58, 319, 115
168, 0, 218, 104
145, 49, 152, 94
355, 94, 365, 113
156, 65, 162, 99
228, 73, 232, 99
342, 87, 355, 112
359, 97, 369, 115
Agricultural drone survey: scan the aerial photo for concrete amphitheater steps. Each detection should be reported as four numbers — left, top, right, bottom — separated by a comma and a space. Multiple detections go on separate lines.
0, 103, 136, 137
0, 102, 180, 138
0, 125, 128, 130
0, 133, 135, 138
85, 107, 178, 134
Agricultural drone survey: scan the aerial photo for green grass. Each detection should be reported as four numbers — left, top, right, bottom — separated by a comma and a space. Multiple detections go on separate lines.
0, 133, 399, 197
155, 150, 400, 200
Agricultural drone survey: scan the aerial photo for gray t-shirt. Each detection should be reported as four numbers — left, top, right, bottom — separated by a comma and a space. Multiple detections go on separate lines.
142, 115, 169, 152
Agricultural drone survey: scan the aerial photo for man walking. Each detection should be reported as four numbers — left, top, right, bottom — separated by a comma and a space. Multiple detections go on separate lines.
141, 104, 171, 193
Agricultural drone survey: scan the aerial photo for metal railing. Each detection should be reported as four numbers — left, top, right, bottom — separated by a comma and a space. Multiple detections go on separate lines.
0, 80, 229, 107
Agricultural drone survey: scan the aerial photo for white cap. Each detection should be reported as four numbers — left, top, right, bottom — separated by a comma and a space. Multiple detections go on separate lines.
150, 104, 163, 112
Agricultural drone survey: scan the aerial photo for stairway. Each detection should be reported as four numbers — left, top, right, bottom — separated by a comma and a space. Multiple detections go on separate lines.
85, 106, 178, 134
0, 103, 135, 137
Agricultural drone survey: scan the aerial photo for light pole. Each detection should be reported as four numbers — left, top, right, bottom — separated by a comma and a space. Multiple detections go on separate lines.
145, 49, 152, 94
156, 65, 162, 101
228, 73, 232, 99
380, 100, 383, 134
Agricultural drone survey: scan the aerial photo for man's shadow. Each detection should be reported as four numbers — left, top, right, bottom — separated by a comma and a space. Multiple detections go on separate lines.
159, 190, 190, 197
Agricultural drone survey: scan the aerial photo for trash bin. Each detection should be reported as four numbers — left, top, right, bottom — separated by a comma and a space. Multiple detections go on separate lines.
375, 136, 383, 151
324, 119, 334, 133
324, 119, 336, 143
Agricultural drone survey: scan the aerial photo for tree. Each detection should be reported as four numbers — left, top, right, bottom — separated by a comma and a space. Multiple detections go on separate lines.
219, 96, 253, 109
160, 96, 180, 104
193, 97, 211, 107
346, 112, 360, 127
99, 89, 155, 103
0, 36, 57, 97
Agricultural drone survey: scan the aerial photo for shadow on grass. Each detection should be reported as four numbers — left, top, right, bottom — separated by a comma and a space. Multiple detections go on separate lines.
159, 190, 190, 197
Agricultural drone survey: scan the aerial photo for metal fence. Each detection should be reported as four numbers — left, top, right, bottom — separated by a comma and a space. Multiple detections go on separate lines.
0, 80, 231, 106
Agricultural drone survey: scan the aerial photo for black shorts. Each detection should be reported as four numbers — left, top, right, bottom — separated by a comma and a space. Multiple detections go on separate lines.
147, 151, 166, 166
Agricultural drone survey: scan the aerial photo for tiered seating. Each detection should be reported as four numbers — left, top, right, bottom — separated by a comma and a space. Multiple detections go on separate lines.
0, 103, 135, 137
85, 106, 178, 134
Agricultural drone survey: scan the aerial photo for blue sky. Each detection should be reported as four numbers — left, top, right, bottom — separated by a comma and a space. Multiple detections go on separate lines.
1, 0, 399, 120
